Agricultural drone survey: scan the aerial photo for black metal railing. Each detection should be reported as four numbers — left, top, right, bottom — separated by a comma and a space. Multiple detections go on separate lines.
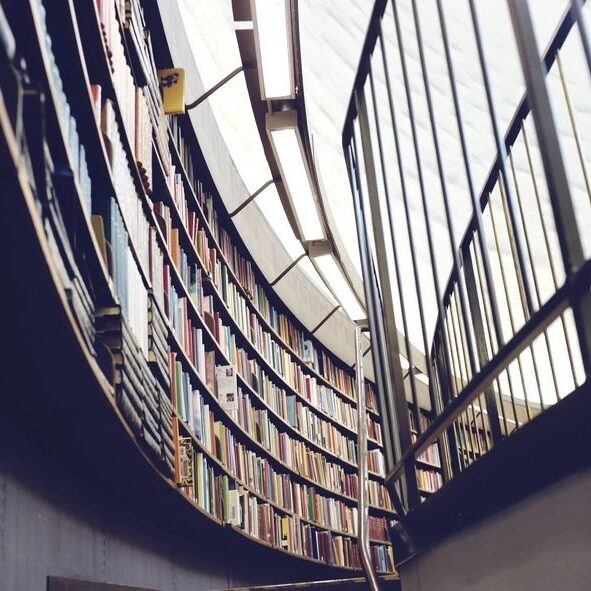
343, 0, 591, 515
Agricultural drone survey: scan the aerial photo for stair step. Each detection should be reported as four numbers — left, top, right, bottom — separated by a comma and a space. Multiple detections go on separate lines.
216, 575, 400, 591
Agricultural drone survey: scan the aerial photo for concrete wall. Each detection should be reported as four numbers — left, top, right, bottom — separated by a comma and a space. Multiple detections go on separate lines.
0, 416, 326, 591
399, 466, 591, 591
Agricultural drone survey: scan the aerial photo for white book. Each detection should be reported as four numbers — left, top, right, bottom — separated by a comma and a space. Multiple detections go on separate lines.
216, 365, 238, 419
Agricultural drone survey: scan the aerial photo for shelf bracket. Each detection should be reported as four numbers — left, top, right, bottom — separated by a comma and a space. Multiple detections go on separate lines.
269, 253, 306, 286
310, 304, 341, 334
229, 178, 274, 217
186, 64, 253, 110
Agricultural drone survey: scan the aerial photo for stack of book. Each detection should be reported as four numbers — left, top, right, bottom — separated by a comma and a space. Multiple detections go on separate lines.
95, 306, 145, 434
367, 415, 383, 444
416, 469, 443, 493
300, 525, 359, 568
366, 383, 378, 412
371, 544, 395, 573
367, 449, 386, 477
149, 226, 164, 310
100, 98, 150, 279
35, 0, 92, 217
111, 0, 170, 174
148, 293, 169, 390
43, 161, 96, 354
141, 350, 174, 476
368, 480, 394, 511
368, 516, 390, 543
95, 306, 174, 474
134, 87, 152, 194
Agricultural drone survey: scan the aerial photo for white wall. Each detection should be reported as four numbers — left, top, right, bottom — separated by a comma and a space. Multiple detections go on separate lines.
400, 466, 591, 591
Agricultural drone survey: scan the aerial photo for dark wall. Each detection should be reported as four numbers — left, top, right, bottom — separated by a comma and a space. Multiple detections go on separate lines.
399, 465, 591, 591
0, 414, 322, 591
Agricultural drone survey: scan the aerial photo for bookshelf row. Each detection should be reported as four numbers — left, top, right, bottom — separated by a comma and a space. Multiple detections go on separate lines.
6, 0, 400, 573
88, 0, 385, 455
167, 330, 391, 509
408, 407, 444, 495
153, 157, 383, 443
85, 0, 384, 475
168, 118, 381, 417
94, 0, 379, 423
175, 431, 393, 570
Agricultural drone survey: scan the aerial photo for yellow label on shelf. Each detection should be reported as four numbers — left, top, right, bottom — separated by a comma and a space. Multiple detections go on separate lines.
159, 68, 186, 114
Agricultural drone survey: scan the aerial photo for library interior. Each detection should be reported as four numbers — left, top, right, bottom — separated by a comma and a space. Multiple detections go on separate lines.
1, 1, 590, 590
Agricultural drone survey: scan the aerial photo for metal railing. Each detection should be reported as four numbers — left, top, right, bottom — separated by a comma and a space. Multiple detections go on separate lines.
354, 323, 381, 591
343, 0, 591, 516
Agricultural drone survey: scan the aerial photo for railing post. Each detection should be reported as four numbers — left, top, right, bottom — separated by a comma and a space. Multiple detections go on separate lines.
463, 245, 504, 444
355, 324, 381, 591
354, 85, 421, 511
345, 134, 407, 516
433, 335, 462, 477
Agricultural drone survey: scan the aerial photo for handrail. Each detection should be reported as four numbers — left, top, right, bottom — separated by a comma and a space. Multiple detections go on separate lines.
343, 0, 591, 530
355, 324, 382, 591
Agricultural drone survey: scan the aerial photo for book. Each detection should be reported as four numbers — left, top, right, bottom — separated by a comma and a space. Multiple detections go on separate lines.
216, 365, 238, 418
178, 436, 194, 495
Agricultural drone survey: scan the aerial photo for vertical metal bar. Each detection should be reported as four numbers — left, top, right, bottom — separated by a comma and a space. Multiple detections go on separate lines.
521, 122, 578, 389
463, 245, 503, 443
468, 0, 535, 319
346, 134, 411, 515
443, 309, 461, 397
450, 293, 468, 390
377, 22, 458, 483
453, 287, 472, 383
434, 335, 464, 474
375, 26, 437, 401
468, 400, 484, 459
367, 56, 422, 436
390, 0, 460, 404
435, 0, 506, 352
355, 325, 381, 591
472, 242, 509, 435
556, 52, 591, 203
428, 351, 455, 482
409, 0, 477, 375
441, 317, 466, 460
445, 301, 472, 463
477, 395, 491, 452
356, 83, 421, 509
508, 0, 591, 376
488, 190, 534, 421
509, 148, 555, 409
498, 172, 533, 324
448, 297, 478, 460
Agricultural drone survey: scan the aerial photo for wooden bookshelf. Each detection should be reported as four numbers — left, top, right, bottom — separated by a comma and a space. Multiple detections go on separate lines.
3, 0, 400, 574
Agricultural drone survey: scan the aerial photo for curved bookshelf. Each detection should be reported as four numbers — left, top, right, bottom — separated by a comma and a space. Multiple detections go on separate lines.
75, 0, 384, 464
5, 0, 401, 574
166, 133, 381, 421
161, 141, 383, 436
